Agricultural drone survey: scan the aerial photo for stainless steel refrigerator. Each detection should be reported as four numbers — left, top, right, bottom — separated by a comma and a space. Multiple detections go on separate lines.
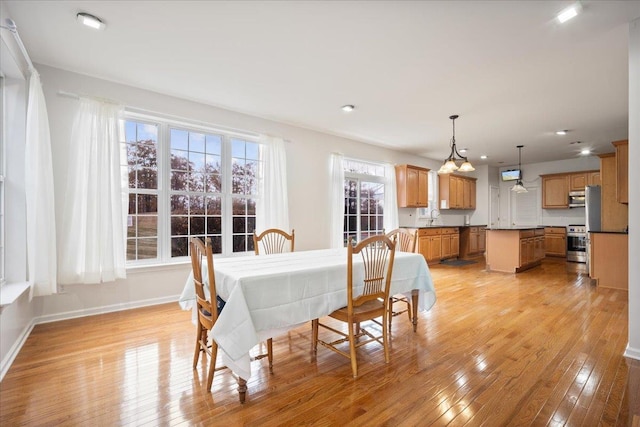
585, 185, 601, 273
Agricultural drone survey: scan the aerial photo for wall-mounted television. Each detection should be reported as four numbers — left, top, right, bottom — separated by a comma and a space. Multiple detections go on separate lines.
501, 169, 521, 181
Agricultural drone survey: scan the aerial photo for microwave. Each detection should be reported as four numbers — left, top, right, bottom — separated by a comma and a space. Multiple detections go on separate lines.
569, 190, 585, 208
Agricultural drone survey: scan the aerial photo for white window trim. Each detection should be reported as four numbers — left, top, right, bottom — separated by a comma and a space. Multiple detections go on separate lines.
122, 112, 263, 267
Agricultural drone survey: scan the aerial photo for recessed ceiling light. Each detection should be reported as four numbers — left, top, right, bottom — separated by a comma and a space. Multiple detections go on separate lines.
580, 148, 591, 155
341, 105, 355, 112
459, 148, 468, 154
556, 130, 567, 135
77, 12, 105, 30
480, 155, 488, 160
557, 3, 581, 24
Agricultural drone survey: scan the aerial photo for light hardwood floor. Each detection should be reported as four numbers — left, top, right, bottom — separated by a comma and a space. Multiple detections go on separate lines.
1, 258, 637, 426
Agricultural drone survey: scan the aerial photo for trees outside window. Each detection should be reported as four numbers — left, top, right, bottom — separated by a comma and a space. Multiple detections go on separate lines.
343, 159, 385, 244
123, 118, 261, 264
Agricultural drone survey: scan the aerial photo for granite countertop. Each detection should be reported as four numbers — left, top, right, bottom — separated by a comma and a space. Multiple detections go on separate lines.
590, 230, 628, 235
400, 224, 487, 229
484, 226, 545, 231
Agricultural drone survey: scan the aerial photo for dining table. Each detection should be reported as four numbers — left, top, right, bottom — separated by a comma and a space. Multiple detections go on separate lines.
178, 247, 436, 403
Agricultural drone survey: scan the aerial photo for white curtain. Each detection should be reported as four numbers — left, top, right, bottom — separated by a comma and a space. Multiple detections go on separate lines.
25, 71, 57, 296
329, 153, 344, 248
58, 98, 127, 284
256, 135, 290, 232
383, 163, 399, 232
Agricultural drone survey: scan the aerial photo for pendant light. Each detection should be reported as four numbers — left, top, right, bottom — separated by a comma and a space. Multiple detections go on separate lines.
511, 145, 528, 193
437, 115, 475, 174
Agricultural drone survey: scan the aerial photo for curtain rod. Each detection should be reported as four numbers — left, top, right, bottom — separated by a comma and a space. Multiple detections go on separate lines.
1, 18, 34, 72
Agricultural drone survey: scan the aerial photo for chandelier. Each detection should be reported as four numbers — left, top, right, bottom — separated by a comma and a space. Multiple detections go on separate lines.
437, 115, 475, 174
511, 145, 528, 193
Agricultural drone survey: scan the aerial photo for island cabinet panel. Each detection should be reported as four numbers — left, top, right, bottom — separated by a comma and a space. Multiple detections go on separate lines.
486, 228, 544, 273
544, 227, 567, 257
396, 165, 429, 207
590, 232, 628, 290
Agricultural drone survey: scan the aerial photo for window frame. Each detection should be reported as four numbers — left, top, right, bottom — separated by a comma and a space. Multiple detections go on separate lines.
342, 158, 387, 244
122, 111, 263, 266
0, 74, 5, 286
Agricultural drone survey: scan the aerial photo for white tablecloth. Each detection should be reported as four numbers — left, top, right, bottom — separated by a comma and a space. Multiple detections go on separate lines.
179, 248, 436, 379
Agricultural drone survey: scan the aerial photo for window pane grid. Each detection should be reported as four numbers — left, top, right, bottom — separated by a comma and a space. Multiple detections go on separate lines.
123, 121, 160, 262
342, 160, 386, 245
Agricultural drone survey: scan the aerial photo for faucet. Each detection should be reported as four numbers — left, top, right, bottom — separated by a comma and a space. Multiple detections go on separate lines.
426, 209, 440, 226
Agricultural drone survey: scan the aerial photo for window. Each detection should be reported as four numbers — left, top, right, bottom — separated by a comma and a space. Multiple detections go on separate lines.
419, 170, 439, 218
342, 159, 386, 244
0, 75, 5, 285
122, 115, 262, 264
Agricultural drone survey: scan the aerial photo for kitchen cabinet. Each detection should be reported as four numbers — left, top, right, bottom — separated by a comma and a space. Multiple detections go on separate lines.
569, 173, 588, 191
544, 227, 566, 257
411, 227, 459, 263
541, 174, 569, 208
541, 169, 599, 209
440, 228, 460, 259
599, 153, 628, 231
612, 140, 628, 204
439, 174, 477, 210
459, 226, 486, 259
486, 228, 544, 273
590, 232, 628, 290
395, 165, 429, 207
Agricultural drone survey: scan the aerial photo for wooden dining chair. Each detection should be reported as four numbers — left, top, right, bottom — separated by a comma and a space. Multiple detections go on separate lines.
253, 228, 295, 255
385, 228, 417, 332
312, 234, 397, 378
190, 237, 273, 391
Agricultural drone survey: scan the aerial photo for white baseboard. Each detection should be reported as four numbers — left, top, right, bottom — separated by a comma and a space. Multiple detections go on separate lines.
624, 344, 640, 361
35, 295, 180, 324
0, 318, 36, 383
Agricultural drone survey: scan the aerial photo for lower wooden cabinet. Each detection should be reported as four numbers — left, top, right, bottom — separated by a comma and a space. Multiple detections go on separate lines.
459, 226, 486, 259
544, 227, 566, 257
411, 227, 459, 263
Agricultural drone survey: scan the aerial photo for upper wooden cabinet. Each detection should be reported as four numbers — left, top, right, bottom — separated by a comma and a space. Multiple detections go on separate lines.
439, 174, 476, 210
541, 169, 599, 209
541, 174, 569, 209
569, 173, 588, 191
612, 140, 628, 204
395, 165, 429, 207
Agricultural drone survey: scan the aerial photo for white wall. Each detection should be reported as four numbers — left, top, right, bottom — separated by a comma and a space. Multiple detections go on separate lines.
35, 64, 438, 318
625, 18, 639, 361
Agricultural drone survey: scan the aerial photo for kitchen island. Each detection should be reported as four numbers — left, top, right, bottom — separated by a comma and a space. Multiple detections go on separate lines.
485, 227, 545, 273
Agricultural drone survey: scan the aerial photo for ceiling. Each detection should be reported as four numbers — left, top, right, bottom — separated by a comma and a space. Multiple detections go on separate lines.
3, 1, 639, 167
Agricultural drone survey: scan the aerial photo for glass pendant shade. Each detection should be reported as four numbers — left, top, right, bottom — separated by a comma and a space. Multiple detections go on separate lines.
511, 181, 527, 193
437, 115, 474, 174
458, 161, 475, 172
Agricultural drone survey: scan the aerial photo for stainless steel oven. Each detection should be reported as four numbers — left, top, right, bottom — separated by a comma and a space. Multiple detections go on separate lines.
567, 225, 586, 263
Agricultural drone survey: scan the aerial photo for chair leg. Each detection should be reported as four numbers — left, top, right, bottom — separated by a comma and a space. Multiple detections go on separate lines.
267, 338, 273, 373
207, 341, 217, 392
388, 297, 394, 333
348, 322, 358, 378
193, 325, 203, 368
405, 299, 412, 323
311, 319, 319, 353
382, 312, 390, 364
